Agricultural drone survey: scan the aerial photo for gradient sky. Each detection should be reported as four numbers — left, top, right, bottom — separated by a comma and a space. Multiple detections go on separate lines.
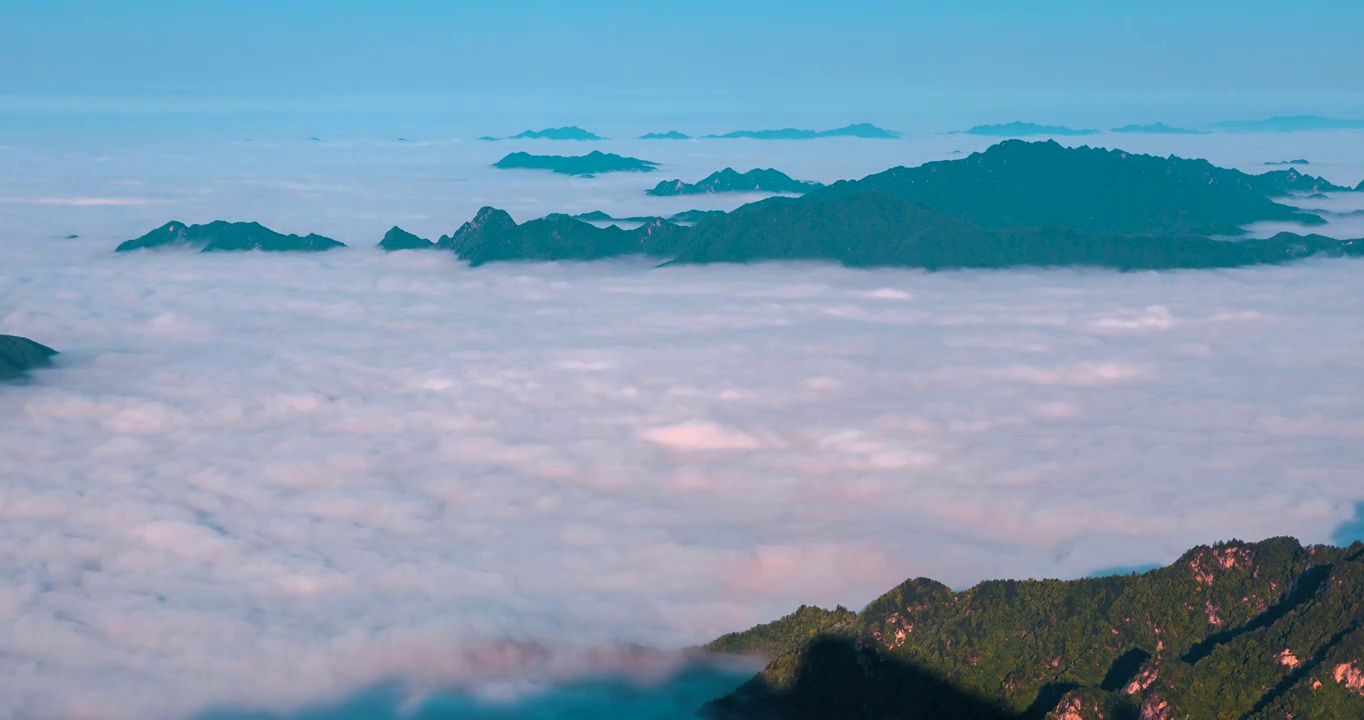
6, 0, 1364, 97
3, 0, 1363, 137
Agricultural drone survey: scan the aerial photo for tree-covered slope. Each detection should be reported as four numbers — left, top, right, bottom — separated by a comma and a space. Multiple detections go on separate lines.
702, 538, 1364, 719
0, 335, 57, 380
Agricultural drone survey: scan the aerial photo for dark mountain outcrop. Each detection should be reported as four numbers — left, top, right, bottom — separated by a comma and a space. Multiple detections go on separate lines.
813, 140, 1326, 235
702, 537, 1364, 720
438, 194, 1362, 271
1111, 122, 1207, 134
647, 168, 825, 196
0, 335, 57, 380
640, 131, 691, 140
116, 221, 345, 253
436, 207, 681, 266
665, 192, 1358, 269
377, 226, 433, 251
956, 122, 1097, 137
703, 123, 899, 140
492, 151, 658, 176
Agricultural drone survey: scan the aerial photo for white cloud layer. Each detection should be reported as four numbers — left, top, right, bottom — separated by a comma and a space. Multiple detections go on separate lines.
3, 126, 1364, 719
3, 242, 1364, 718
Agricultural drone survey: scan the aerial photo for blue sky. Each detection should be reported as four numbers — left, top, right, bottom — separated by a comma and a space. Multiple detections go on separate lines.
3, 0, 1363, 127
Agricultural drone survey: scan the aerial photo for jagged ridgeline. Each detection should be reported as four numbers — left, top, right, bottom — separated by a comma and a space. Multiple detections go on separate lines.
0, 335, 57, 380
383, 141, 1364, 269
647, 168, 824, 196
116, 221, 345, 253
702, 538, 1364, 719
118, 141, 1364, 266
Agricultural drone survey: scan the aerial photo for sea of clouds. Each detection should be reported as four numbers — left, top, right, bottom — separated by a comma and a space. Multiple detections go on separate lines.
2, 122, 1364, 719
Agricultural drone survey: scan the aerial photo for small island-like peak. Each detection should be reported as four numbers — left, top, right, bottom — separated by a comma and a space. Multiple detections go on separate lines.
509, 126, 604, 141
377, 226, 434, 251
116, 221, 345, 253
492, 151, 658, 176
1, 335, 58, 380
640, 131, 691, 140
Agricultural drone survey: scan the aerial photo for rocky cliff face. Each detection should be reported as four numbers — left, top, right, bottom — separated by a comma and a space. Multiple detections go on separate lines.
703, 538, 1364, 719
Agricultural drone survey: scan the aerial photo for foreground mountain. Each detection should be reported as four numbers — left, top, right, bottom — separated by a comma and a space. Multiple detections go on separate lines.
956, 122, 1097, 137
1212, 115, 1364, 132
703, 123, 900, 140
640, 131, 691, 140
1111, 122, 1207, 134
813, 140, 1329, 235
492, 151, 658, 176
377, 226, 433, 251
116, 221, 345, 253
702, 537, 1364, 720
647, 168, 825, 196
0, 335, 57, 380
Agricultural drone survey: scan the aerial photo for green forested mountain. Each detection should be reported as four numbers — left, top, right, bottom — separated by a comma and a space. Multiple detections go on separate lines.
116, 221, 345, 253
703, 538, 1364, 719
0, 335, 57, 380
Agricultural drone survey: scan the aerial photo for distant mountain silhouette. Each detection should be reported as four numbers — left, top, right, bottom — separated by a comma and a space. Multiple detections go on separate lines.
647, 168, 824, 196
703, 123, 899, 140
1212, 115, 1364, 132
0, 335, 57, 380
116, 221, 345, 253
956, 122, 1097, 136
640, 131, 691, 140
481, 126, 605, 141
492, 151, 659, 176
1264, 159, 1310, 166
1111, 122, 1207, 134
377, 226, 433, 251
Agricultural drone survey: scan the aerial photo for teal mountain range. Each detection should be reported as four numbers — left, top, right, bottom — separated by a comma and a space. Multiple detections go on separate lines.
647, 168, 824, 196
